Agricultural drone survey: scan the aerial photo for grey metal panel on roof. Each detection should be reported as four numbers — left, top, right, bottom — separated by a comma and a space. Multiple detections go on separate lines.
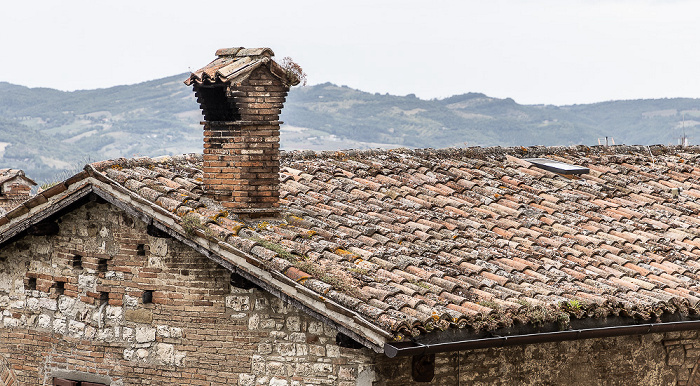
523, 158, 590, 175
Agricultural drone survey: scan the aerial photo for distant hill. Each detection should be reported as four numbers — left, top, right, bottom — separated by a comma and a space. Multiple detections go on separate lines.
0, 75, 699, 183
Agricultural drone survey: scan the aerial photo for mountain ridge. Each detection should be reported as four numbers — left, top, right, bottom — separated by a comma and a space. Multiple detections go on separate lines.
0, 74, 698, 183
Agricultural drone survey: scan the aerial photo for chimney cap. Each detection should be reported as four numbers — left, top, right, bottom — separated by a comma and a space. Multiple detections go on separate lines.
185, 46, 296, 87
215, 47, 274, 58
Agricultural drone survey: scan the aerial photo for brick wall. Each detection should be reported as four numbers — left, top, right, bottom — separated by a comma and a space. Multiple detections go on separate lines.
0, 353, 17, 386
0, 201, 372, 385
200, 66, 286, 217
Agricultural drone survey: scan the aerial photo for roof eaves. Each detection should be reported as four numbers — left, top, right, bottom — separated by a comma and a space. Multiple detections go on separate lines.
385, 315, 700, 358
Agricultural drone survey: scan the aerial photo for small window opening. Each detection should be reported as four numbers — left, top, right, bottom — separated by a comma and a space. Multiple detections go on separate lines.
72, 254, 83, 269
99, 292, 109, 305
54, 281, 65, 295
26, 277, 37, 291
97, 259, 108, 272
136, 244, 146, 256
142, 290, 153, 304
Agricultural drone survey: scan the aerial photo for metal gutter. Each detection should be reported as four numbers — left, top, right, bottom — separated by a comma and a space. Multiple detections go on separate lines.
384, 319, 700, 358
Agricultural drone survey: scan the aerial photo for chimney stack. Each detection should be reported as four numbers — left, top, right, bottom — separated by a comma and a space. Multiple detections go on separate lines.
185, 47, 299, 218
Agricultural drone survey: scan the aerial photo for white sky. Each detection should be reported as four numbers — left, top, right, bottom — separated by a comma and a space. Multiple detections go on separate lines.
1, 0, 699, 105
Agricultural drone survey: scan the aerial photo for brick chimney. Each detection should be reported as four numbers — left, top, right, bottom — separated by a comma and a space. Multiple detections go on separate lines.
185, 47, 299, 218
0, 169, 36, 213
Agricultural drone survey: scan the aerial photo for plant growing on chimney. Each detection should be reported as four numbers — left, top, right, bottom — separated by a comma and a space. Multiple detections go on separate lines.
281, 56, 307, 86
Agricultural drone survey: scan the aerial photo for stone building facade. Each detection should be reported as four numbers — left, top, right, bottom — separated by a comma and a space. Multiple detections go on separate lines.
0, 201, 373, 385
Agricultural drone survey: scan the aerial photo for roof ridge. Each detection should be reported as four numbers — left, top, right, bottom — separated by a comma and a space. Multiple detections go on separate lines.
88, 153, 203, 172
280, 144, 700, 161
82, 143, 700, 170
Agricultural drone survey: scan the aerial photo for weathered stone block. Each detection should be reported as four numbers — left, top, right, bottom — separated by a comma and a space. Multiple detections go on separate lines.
277, 343, 296, 357
338, 365, 357, 380
136, 348, 149, 359
125, 309, 153, 324
312, 362, 333, 374
37, 314, 51, 329
251, 355, 266, 374
269, 377, 289, 386
226, 295, 250, 311
286, 316, 300, 332
68, 320, 85, 337
135, 326, 156, 343
155, 343, 175, 366
38, 297, 57, 311
266, 361, 288, 376
123, 327, 134, 340
326, 344, 340, 358
308, 345, 325, 357
258, 342, 273, 355
668, 347, 686, 366
239, 374, 255, 386
52, 319, 66, 334
295, 344, 308, 356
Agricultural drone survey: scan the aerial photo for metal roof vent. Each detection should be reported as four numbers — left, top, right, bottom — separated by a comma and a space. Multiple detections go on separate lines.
523, 158, 589, 175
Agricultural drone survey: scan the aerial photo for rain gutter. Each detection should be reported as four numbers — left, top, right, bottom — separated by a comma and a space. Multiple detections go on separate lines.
384, 319, 700, 358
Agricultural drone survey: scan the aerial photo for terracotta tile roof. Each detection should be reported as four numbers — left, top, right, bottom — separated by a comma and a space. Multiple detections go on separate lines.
8, 145, 700, 346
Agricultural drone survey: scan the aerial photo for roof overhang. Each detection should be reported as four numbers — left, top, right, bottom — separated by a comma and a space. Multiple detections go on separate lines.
384, 313, 700, 357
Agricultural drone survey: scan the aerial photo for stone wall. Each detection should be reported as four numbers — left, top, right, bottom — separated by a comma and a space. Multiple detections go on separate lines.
0, 201, 373, 385
227, 284, 376, 386
372, 331, 700, 386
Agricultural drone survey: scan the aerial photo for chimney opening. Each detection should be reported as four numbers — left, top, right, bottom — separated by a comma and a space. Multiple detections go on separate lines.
194, 85, 241, 122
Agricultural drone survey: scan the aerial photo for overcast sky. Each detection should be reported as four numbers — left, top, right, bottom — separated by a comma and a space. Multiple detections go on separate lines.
2, 0, 699, 105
